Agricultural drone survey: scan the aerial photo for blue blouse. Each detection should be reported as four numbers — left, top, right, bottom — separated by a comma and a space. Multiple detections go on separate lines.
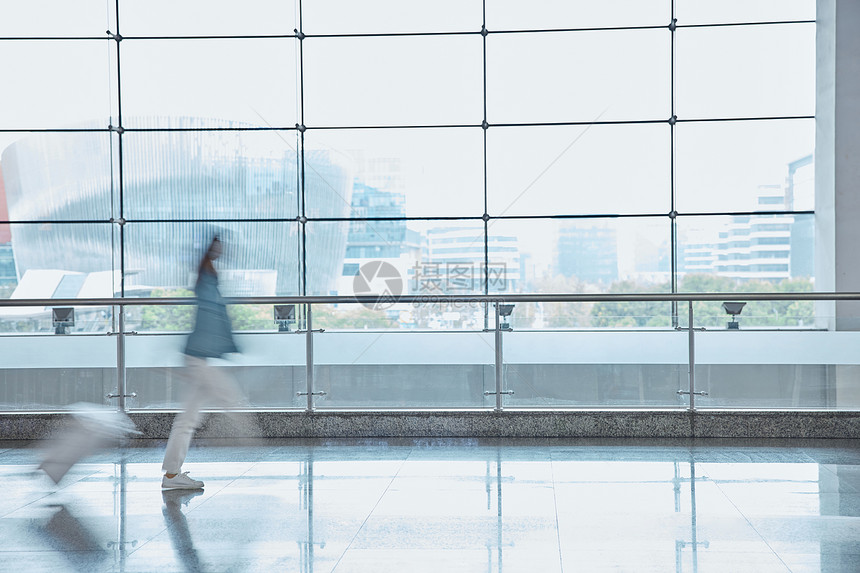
184, 269, 238, 358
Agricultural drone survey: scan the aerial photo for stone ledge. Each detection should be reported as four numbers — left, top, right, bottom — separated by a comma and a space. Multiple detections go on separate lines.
2, 410, 860, 440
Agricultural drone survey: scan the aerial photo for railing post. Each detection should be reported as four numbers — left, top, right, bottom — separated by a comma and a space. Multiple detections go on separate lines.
306, 304, 314, 412
494, 302, 503, 412
116, 305, 127, 412
688, 301, 695, 411
677, 301, 707, 410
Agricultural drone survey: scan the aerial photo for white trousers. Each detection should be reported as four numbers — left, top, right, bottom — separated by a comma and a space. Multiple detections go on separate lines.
162, 355, 246, 475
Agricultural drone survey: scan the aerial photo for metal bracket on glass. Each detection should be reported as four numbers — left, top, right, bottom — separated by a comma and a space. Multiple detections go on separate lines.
484, 390, 515, 396
677, 390, 708, 396
106, 392, 137, 399
296, 391, 327, 396
107, 331, 137, 336
674, 326, 705, 332
295, 329, 325, 334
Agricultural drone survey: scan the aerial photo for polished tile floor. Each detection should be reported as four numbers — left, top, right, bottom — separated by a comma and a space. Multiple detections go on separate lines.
1, 437, 860, 572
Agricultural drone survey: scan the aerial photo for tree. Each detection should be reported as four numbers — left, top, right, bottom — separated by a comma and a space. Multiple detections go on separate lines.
138, 288, 194, 332
590, 280, 673, 328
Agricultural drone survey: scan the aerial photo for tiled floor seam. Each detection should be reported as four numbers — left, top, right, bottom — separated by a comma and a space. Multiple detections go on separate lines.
709, 474, 795, 572
549, 451, 565, 573
329, 447, 413, 572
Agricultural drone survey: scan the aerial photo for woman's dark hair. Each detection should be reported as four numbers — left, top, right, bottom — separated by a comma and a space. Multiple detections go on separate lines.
197, 235, 221, 277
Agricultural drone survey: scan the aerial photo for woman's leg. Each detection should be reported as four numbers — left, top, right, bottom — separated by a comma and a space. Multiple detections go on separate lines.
161, 356, 209, 475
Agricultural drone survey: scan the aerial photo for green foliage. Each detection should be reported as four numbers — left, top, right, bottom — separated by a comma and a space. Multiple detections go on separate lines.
589, 280, 673, 328
680, 274, 814, 328
128, 276, 818, 332
228, 304, 276, 331
313, 304, 399, 329
528, 275, 595, 328
581, 275, 815, 329
137, 288, 194, 332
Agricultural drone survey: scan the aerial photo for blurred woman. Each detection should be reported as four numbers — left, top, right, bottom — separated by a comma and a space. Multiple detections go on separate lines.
161, 236, 246, 489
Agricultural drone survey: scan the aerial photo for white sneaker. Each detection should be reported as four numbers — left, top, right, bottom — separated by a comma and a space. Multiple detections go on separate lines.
162, 471, 204, 490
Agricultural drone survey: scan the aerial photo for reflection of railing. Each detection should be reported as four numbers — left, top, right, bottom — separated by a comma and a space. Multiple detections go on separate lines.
1, 292, 859, 413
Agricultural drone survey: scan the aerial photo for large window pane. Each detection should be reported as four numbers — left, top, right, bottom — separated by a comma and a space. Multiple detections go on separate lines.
488, 218, 672, 329
6, 222, 115, 292
694, 330, 859, 409
676, 24, 815, 119
303, 35, 483, 126
0, 1, 110, 37
0, 335, 117, 410
123, 222, 300, 297
120, 0, 297, 36
675, 0, 815, 25
486, 0, 670, 30
303, 0, 481, 35
303, 147, 386, 221
487, 124, 669, 216
306, 127, 484, 218
313, 327, 495, 408
675, 120, 814, 213
308, 220, 485, 297
487, 29, 670, 124
487, 218, 671, 294
1, 132, 114, 222
0, 41, 112, 129
122, 129, 299, 220
126, 317, 307, 409
504, 330, 688, 408
412, 221, 486, 296
121, 38, 298, 128
677, 214, 814, 289
303, 221, 350, 296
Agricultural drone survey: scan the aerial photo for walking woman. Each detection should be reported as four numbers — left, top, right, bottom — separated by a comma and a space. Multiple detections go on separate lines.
161, 235, 245, 489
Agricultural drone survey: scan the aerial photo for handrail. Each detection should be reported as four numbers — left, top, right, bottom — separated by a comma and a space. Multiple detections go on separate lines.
0, 291, 857, 414
1, 291, 860, 307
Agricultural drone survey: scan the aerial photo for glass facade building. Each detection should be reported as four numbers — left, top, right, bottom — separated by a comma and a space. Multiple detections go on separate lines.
1, 118, 351, 296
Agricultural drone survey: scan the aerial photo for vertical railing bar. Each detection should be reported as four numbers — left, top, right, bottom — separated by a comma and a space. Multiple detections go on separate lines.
494, 302, 503, 412
688, 300, 695, 412
306, 303, 314, 412
116, 305, 126, 412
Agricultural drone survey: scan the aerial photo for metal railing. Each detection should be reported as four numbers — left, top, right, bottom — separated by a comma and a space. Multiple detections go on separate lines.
1, 291, 858, 413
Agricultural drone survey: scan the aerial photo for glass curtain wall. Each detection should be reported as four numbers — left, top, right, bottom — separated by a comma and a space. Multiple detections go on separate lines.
0, 2, 817, 409
0, 1, 815, 313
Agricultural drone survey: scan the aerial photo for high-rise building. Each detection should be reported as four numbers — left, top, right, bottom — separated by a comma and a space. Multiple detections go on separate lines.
555, 225, 618, 285
678, 155, 814, 283
420, 227, 521, 294
337, 182, 421, 296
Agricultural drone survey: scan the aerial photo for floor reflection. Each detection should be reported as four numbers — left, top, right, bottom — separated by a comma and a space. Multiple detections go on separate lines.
2, 439, 860, 572
298, 453, 326, 573
161, 489, 204, 573
673, 461, 708, 573
41, 504, 109, 569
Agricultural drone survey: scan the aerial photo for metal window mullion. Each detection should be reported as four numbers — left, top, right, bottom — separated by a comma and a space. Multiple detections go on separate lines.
670, 0, 678, 326
298, 0, 313, 411
114, 0, 128, 411
482, 0, 490, 330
